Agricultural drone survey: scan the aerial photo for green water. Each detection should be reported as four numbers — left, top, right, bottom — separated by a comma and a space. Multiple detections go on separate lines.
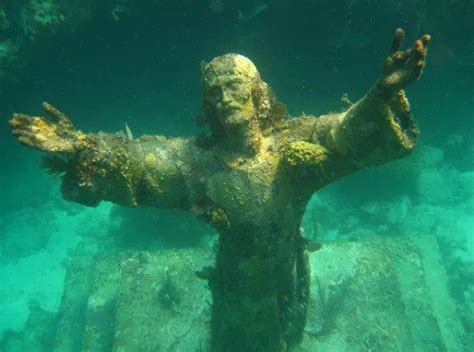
0, 1, 472, 351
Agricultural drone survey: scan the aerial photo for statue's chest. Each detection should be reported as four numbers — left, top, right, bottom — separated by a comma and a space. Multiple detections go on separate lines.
203, 154, 281, 218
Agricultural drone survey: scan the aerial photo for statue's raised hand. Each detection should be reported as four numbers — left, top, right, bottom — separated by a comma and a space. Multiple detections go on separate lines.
9, 102, 79, 154
376, 28, 430, 98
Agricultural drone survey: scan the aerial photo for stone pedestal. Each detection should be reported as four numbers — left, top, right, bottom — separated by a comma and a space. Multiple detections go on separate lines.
1, 236, 467, 351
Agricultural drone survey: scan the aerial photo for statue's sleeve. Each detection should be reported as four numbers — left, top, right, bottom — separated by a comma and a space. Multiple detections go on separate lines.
311, 89, 418, 168
282, 90, 418, 189
59, 133, 190, 209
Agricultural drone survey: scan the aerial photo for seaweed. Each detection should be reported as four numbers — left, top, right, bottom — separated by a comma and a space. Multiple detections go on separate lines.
41, 155, 69, 177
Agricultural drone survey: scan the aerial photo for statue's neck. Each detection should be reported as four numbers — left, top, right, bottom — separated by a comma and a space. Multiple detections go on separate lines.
220, 120, 262, 156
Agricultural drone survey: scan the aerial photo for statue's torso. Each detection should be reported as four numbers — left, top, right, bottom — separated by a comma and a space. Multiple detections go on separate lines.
185, 138, 307, 230
140, 117, 322, 230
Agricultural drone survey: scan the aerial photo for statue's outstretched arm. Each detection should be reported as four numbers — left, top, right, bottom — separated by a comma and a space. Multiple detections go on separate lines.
311, 29, 430, 168
9, 102, 190, 209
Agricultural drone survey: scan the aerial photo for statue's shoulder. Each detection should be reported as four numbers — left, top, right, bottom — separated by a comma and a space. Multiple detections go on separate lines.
180, 135, 218, 166
270, 114, 318, 146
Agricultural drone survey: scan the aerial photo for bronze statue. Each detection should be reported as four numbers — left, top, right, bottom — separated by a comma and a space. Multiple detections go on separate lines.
9, 28, 430, 351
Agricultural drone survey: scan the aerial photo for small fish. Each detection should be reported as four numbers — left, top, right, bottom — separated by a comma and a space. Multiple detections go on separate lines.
124, 123, 134, 141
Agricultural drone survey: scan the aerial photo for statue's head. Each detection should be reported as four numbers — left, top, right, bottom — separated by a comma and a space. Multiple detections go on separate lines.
201, 54, 271, 133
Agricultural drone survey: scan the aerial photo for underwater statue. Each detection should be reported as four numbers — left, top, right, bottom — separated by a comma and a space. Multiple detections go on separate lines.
9, 28, 429, 351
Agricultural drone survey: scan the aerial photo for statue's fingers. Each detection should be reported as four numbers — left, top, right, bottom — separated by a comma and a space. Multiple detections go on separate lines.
10, 115, 55, 137
413, 39, 426, 59
18, 129, 52, 149
11, 128, 36, 140
9, 113, 33, 128
42, 102, 74, 128
11, 128, 24, 137
414, 58, 426, 78
393, 50, 410, 63
17, 137, 50, 151
16, 132, 45, 149
11, 118, 47, 141
416, 35, 430, 73
412, 35, 430, 60
389, 28, 405, 55
42, 102, 61, 121
421, 34, 431, 47
18, 135, 36, 147
408, 38, 429, 76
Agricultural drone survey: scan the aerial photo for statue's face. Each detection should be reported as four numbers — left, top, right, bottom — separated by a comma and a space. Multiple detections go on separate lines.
205, 74, 256, 125
203, 55, 259, 127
